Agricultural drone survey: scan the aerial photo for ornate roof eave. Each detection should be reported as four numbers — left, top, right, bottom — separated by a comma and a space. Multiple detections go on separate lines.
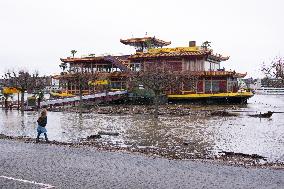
60, 57, 106, 63
207, 54, 230, 62
120, 37, 171, 47
52, 72, 129, 80
179, 71, 246, 78
234, 72, 247, 78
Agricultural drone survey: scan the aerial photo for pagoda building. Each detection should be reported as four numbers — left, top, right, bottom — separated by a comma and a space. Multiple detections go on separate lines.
55, 36, 253, 103
120, 36, 252, 103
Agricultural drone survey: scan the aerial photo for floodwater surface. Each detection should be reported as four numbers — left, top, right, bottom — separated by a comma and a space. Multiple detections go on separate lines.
0, 95, 283, 163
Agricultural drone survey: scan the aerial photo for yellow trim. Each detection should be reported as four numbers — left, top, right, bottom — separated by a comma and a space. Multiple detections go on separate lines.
111, 88, 125, 91
148, 47, 199, 54
94, 80, 109, 85
3, 87, 19, 94
168, 92, 253, 99
50, 92, 75, 97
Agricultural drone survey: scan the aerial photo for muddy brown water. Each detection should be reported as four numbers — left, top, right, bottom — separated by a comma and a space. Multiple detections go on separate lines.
1, 95, 283, 163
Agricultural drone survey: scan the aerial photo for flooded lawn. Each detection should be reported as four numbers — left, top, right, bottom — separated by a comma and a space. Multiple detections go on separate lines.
1, 95, 283, 163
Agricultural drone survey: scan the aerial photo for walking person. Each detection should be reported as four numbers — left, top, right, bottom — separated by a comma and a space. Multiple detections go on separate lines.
36, 109, 49, 143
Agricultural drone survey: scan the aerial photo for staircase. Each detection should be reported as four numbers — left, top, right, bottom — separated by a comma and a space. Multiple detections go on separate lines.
104, 56, 131, 72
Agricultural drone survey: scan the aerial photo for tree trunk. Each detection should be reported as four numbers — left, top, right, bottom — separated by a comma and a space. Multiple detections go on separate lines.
21, 91, 25, 112
154, 94, 159, 118
17, 93, 20, 110
79, 86, 83, 114
105, 89, 109, 105
37, 98, 41, 109
4, 96, 8, 110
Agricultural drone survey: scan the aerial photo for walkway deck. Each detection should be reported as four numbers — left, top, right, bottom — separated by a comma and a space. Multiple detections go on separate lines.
40, 90, 127, 106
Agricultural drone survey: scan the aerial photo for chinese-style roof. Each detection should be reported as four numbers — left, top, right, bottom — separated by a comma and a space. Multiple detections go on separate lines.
60, 56, 131, 72
61, 57, 103, 63
130, 51, 207, 58
52, 72, 129, 80
120, 37, 171, 47
61, 55, 130, 63
207, 54, 230, 61
129, 49, 229, 62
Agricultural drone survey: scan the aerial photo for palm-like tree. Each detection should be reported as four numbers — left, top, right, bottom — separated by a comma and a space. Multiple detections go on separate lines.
71, 50, 77, 58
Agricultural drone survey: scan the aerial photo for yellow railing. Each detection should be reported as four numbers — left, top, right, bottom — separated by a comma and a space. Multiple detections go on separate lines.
168, 92, 254, 99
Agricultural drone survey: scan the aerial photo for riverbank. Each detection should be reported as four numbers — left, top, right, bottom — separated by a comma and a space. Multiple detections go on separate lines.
46, 103, 244, 116
0, 134, 283, 169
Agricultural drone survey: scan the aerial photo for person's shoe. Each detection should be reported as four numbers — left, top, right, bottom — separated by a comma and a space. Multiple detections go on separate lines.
36, 138, 39, 143
45, 139, 50, 143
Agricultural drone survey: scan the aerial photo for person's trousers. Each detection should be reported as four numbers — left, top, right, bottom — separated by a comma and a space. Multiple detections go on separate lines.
36, 132, 48, 141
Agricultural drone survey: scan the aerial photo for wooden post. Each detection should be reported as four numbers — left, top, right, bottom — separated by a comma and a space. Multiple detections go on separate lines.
203, 78, 205, 93
227, 78, 229, 92
211, 76, 213, 94
70, 83, 72, 94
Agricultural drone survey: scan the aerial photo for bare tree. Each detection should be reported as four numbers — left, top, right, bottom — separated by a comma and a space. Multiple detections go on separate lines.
68, 67, 98, 110
33, 75, 48, 108
2, 70, 46, 111
131, 63, 180, 118
1, 91, 13, 109
179, 71, 199, 93
262, 57, 284, 79
261, 56, 284, 87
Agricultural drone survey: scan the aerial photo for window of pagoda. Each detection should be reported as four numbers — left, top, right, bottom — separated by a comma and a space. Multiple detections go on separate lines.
130, 62, 141, 71
227, 77, 238, 93
204, 59, 221, 71
183, 58, 205, 72
204, 77, 228, 94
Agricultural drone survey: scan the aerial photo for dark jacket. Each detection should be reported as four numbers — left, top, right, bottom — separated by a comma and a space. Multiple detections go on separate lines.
37, 116, 47, 127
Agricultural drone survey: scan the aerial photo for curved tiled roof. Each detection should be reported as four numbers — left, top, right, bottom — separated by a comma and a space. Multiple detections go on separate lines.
129, 50, 229, 62
60, 57, 105, 63
130, 51, 207, 59
120, 37, 171, 47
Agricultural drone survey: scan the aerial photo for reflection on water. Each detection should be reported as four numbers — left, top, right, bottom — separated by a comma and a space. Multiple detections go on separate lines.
1, 95, 284, 163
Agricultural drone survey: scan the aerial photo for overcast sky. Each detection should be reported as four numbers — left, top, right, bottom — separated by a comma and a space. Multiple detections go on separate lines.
0, 0, 283, 78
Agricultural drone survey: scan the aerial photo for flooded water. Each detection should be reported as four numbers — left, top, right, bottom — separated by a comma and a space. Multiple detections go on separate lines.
0, 95, 283, 163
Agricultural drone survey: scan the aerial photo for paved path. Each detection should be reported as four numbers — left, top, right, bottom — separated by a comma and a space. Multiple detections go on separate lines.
0, 139, 283, 189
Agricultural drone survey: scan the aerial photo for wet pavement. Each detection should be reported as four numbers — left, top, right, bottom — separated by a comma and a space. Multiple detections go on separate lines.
0, 139, 283, 189
0, 95, 284, 163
